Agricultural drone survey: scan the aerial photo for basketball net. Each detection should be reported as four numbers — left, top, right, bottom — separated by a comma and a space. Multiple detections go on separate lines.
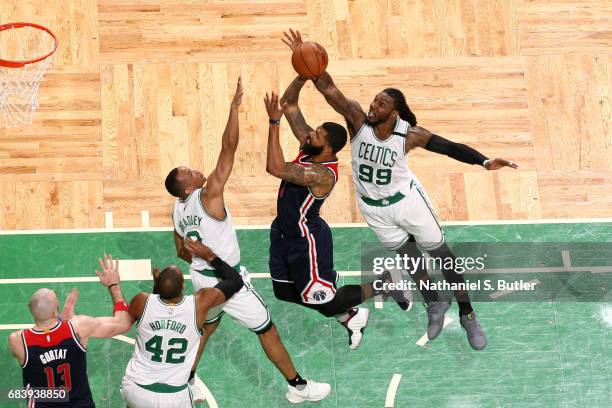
0, 23, 57, 128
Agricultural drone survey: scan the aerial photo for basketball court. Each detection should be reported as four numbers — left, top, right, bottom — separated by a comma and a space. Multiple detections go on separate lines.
1, 1, 611, 407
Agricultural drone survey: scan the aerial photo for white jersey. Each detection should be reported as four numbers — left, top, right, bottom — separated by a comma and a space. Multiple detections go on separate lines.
124, 294, 201, 386
351, 118, 417, 199
173, 188, 241, 271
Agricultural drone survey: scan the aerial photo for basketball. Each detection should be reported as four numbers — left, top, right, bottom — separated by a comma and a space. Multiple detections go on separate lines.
291, 41, 328, 79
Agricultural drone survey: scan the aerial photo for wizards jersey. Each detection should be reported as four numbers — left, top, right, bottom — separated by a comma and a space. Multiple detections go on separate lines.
272, 151, 339, 238
21, 320, 94, 407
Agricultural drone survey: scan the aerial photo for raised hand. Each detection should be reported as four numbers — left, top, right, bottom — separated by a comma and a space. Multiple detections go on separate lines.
60, 288, 79, 321
264, 92, 284, 121
231, 76, 243, 109
484, 158, 518, 170
96, 253, 120, 287
282, 28, 303, 52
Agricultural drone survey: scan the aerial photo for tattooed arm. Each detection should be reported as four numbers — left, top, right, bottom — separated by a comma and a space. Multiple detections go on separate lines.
280, 76, 313, 147
265, 91, 334, 195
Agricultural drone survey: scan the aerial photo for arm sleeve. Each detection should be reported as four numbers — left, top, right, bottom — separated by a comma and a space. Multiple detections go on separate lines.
210, 257, 244, 299
424, 134, 488, 166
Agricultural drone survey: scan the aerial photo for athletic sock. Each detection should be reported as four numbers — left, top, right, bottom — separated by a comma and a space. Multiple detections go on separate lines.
288, 373, 307, 389
335, 309, 353, 324
188, 370, 196, 382
458, 301, 473, 316
419, 283, 439, 303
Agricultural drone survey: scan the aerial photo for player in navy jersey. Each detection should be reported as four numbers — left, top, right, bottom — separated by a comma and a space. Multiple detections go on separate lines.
7, 255, 133, 407
265, 86, 404, 350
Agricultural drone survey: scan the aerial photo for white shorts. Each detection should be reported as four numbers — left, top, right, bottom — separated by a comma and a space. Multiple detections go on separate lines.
120, 377, 193, 408
190, 266, 271, 333
358, 181, 444, 251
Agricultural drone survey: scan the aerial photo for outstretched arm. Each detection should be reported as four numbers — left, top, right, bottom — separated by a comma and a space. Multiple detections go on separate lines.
282, 29, 365, 135
312, 72, 366, 134
71, 255, 133, 342
264, 92, 334, 189
204, 77, 243, 199
280, 76, 313, 146
407, 126, 518, 170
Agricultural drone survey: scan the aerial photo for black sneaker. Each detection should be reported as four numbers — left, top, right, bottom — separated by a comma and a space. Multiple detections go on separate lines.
424, 299, 451, 340
380, 270, 412, 311
460, 311, 487, 350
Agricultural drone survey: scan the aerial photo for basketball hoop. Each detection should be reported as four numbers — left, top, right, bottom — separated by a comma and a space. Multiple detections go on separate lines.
0, 22, 58, 128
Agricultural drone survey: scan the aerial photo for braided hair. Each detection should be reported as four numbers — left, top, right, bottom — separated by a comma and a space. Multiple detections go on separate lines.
383, 88, 417, 126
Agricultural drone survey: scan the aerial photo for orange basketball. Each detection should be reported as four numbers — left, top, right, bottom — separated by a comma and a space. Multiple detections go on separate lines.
291, 42, 328, 79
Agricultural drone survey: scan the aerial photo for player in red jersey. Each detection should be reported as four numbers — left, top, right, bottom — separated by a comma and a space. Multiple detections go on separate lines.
7, 255, 132, 407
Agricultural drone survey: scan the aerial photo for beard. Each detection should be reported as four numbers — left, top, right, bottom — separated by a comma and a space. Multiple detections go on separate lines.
301, 142, 324, 156
365, 117, 381, 126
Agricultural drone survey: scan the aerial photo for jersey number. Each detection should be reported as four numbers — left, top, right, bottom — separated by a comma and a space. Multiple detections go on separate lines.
145, 335, 188, 364
186, 230, 202, 242
44, 363, 72, 390
358, 164, 392, 185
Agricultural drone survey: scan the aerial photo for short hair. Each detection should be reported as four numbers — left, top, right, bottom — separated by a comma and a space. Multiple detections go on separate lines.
164, 168, 183, 197
29, 289, 58, 322
155, 266, 184, 300
383, 88, 417, 126
322, 122, 347, 153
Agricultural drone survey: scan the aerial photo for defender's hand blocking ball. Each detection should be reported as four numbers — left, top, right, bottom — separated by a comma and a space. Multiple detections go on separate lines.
283, 29, 328, 79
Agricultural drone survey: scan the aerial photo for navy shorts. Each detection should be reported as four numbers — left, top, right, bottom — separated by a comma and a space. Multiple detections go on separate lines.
269, 224, 337, 304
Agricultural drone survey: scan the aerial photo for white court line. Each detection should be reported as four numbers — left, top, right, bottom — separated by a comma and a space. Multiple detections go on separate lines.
141, 210, 150, 228
6, 253, 611, 286
2, 217, 612, 235
104, 212, 113, 229
3, 259, 611, 285
416, 317, 454, 346
374, 295, 384, 309
384, 373, 402, 407
0, 259, 153, 284
0, 270, 361, 284
0, 324, 33, 330
489, 279, 541, 299
562, 250, 572, 270
193, 374, 219, 408
112, 334, 135, 345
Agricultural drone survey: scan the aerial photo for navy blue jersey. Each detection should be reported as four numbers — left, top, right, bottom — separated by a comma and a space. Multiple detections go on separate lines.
273, 151, 339, 237
21, 320, 94, 407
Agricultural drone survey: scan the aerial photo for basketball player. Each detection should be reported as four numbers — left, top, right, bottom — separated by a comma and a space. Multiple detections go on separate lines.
265, 86, 407, 351
7, 254, 133, 407
283, 29, 518, 350
164, 77, 330, 403
120, 240, 245, 407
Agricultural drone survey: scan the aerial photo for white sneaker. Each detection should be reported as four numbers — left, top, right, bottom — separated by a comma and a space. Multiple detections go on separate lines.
188, 374, 207, 403
286, 379, 331, 404
343, 308, 370, 350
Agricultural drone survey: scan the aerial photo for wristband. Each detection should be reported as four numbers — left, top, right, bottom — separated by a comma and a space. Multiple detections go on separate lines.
483, 159, 491, 168
113, 300, 129, 314
108, 283, 118, 290
269, 119, 281, 125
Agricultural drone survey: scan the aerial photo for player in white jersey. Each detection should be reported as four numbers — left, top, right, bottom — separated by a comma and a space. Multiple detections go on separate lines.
164, 77, 330, 403
284, 30, 518, 350
121, 241, 245, 408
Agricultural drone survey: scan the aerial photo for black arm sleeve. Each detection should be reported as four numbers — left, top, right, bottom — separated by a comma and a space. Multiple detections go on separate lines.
210, 257, 244, 300
424, 134, 488, 166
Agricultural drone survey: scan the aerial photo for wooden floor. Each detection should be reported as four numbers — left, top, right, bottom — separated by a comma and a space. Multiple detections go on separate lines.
0, 0, 610, 229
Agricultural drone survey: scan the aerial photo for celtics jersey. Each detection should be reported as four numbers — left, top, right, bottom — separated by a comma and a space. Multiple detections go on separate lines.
351, 118, 417, 199
124, 295, 201, 387
172, 188, 240, 271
